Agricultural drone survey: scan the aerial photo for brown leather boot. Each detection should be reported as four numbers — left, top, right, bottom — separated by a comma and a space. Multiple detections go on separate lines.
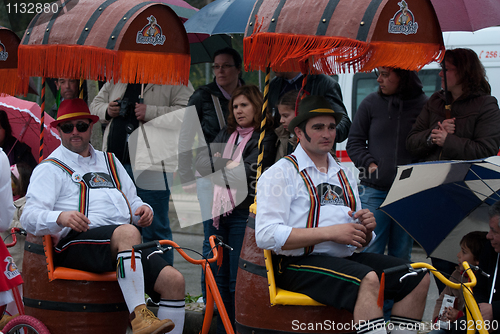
130, 304, 175, 334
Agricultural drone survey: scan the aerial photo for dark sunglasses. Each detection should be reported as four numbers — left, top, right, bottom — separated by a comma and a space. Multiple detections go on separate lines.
59, 121, 90, 134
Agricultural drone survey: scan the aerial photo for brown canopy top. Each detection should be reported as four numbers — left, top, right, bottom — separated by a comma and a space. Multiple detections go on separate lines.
244, 0, 444, 74
18, 0, 190, 90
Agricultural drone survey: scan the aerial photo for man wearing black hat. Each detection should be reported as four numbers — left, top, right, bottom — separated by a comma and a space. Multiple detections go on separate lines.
255, 96, 429, 334
22, 99, 184, 334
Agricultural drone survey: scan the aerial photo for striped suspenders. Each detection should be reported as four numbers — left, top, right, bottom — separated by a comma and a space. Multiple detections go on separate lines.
43, 152, 132, 222
283, 154, 357, 255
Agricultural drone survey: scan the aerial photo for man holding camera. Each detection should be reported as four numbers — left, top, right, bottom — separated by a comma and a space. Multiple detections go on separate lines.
90, 81, 194, 267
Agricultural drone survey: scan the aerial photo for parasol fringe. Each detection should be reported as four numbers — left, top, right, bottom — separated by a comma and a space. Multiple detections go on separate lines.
244, 33, 369, 74
18, 45, 116, 81
358, 42, 445, 72
118, 51, 190, 86
18, 45, 190, 86
0, 69, 29, 97
244, 33, 444, 74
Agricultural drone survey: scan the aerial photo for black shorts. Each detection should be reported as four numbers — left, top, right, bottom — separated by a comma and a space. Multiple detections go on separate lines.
54, 225, 171, 303
273, 252, 426, 313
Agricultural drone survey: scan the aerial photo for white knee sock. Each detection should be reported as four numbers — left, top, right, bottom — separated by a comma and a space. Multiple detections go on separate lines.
158, 299, 185, 334
357, 317, 387, 334
389, 316, 421, 334
117, 251, 146, 313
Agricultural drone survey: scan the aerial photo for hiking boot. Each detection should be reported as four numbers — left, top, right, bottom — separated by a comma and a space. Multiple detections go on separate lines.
130, 304, 175, 334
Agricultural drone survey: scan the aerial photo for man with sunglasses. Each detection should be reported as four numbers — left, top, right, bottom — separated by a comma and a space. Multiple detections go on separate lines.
21, 99, 184, 334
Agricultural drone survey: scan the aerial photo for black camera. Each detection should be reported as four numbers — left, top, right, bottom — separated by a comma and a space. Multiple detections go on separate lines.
114, 98, 133, 117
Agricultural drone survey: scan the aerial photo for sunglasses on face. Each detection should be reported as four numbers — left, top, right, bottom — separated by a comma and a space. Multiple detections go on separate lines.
59, 121, 91, 134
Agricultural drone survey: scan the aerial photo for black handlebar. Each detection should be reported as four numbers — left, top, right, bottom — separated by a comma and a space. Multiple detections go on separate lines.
133, 241, 160, 251
383, 264, 413, 276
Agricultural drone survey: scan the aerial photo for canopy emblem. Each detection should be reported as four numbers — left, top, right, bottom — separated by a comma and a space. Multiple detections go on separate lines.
136, 15, 166, 46
388, 0, 418, 35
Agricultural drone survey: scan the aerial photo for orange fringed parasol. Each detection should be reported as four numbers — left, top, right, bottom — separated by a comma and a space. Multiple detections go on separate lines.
244, 0, 445, 74
17, 0, 191, 95
0, 27, 30, 96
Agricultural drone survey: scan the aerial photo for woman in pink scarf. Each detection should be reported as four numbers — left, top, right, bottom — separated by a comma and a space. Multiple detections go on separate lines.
196, 85, 276, 333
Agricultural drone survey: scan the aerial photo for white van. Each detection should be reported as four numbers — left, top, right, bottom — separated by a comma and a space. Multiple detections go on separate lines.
335, 26, 500, 165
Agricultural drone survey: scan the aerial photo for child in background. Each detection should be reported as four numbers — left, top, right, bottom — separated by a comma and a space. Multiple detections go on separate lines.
430, 231, 488, 333
1, 162, 33, 272
274, 90, 299, 162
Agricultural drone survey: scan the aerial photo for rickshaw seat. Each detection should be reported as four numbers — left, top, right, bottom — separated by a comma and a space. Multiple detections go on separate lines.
43, 235, 117, 281
263, 249, 325, 306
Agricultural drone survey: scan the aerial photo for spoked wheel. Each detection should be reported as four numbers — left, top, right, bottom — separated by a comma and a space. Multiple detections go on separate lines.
2, 315, 50, 334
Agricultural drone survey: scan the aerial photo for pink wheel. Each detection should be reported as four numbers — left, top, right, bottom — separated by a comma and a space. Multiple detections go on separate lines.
2, 315, 50, 334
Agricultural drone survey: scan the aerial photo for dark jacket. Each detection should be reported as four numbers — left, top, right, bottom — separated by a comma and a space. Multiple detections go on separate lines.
196, 126, 277, 210
407, 91, 500, 161
178, 80, 243, 184
268, 74, 351, 148
2, 136, 37, 168
346, 72, 428, 191
472, 241, 499, 321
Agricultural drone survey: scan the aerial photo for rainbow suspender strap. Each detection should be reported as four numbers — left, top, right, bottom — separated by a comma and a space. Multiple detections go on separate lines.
283, 155, 357, 255
337, 168, 357, 212
283, 155, 319, 255
104, 152, 133, 223
42, 153, 132, 222
43, 158, 89, 216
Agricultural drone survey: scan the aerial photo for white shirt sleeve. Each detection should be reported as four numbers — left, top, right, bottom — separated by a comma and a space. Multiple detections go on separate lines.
0, 150, 14, 232
21, 163, 66, 237
255, 164, 293, 253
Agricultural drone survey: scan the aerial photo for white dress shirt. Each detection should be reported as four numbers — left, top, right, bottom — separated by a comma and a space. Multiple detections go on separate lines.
256, 144, 374, 257
21, 145, 150, 244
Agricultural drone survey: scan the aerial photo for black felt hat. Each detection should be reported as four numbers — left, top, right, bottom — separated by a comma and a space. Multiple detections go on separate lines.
288, 95, 343, 131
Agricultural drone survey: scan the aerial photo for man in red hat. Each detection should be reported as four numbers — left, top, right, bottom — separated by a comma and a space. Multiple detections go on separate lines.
21, 99, 184, 334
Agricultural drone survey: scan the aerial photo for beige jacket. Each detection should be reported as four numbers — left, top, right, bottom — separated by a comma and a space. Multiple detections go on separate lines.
90, 81, 194, 174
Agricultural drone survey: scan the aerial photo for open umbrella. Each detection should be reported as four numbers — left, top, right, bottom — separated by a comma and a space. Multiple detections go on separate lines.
0, 95, 60, 161
156, 0, 232, 64
430, 0, 500, 32
184, 0, 257, 35
379, 157, 500, 263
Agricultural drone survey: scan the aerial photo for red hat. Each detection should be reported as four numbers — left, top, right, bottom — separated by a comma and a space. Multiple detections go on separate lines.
50, 98, 99, 128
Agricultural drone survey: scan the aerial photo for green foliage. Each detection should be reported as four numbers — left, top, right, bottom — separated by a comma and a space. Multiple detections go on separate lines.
185, 292, 203, 304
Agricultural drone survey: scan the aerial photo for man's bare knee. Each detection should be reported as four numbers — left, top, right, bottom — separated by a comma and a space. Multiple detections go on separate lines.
110, 225, 142, 254
155, 266, 185, 300
353, 271, 383, 321
359, 271, 380, 293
